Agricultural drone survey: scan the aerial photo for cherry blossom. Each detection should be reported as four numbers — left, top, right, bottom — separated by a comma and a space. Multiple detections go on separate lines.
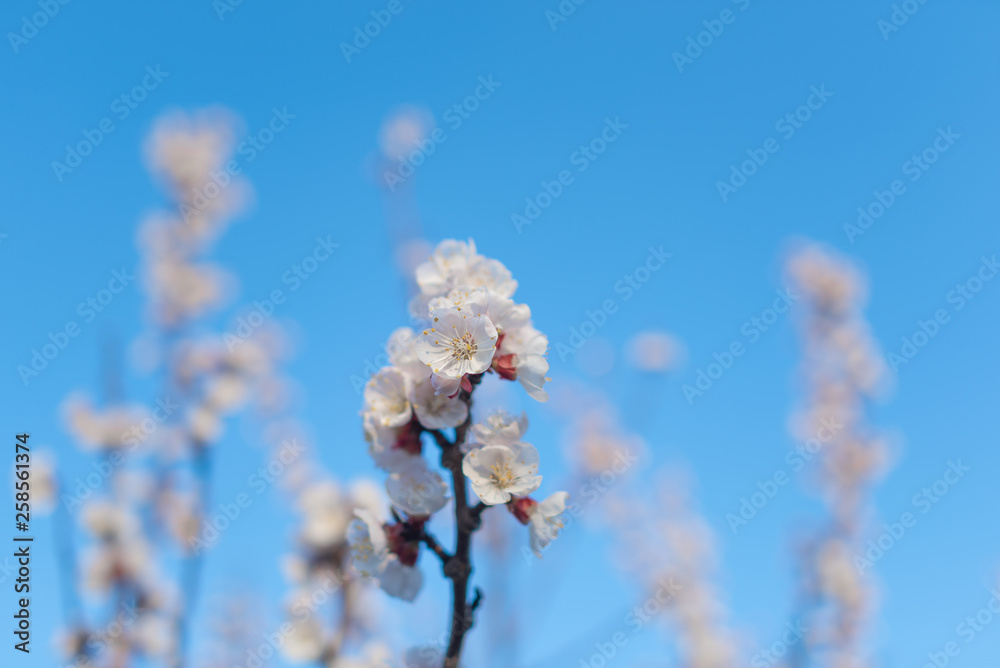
386, 458, 449, 518
363, 416, 423, 473
468, 410, 528, 450
379, 561, 424, 602
358, 238, 562, 665
347, 510, 390, 579
415, 307, 497, 394
495, 323, 551, 402
462, 442, 541, 505
411, 378, 468, 429
510, 492, 569, 557
363, 367, 413, 428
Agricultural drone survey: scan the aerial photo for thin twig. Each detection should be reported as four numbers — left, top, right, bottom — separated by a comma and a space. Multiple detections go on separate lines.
178, 440, 212, 667
421, 530, 454, 564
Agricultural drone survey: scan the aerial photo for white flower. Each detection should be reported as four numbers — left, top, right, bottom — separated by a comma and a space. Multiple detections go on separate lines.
465, 256, 517, 298
134, 613, 175, 659
204, 371, 248, 413
379, 560, 423, 602
527, 492, 569, 557
347, 510, 390, 578
415, 308, 497, 391
414, 239, 480, 296
387, 327, 432, 381
625, 330, 681, 373
347, 509, 424, 602
82, 500, 133, 539
429, 288, 529, 334
386, 458, 449, 517
189, 404, 223, 443
499, 324, 550, 402
298, 481, 351, 549
349, 478, 386, 519
363, 415, 422, 473
281, 616, 327, 663
413, 239, 518, 304
363, 367, 412, 428
462, 442, 541, 505
469, 410, 528, 450
411, 379, 468, 429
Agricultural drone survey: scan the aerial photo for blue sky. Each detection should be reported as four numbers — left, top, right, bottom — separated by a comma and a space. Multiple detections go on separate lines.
3, 0, 1000, 666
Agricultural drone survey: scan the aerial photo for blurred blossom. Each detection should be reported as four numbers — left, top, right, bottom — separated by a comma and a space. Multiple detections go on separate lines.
63, 394, 150, 451
27, 450, 57, 512
277, 437, 392, 664
330, 641, 395, 668
615, 474, 739, 668
785, 242, 892, 667
144, 107, 249, 229
395, 238, 433, 283
298, 480, 353, 550
52, 108, 301, 668
626, 329, 682, 373
135, 613, 175, 659
561, 392, 646, 479
378, 105, 434, 162
282, 616, 327, 663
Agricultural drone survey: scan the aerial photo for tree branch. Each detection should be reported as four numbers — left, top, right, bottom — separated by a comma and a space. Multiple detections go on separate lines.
421, 529, 453, 564
439, 377, 485, 668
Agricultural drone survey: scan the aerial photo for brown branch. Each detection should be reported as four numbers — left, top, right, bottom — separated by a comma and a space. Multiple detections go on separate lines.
421, 530, 453, 564
429, 429, 453, 450
438, 376, 485, 668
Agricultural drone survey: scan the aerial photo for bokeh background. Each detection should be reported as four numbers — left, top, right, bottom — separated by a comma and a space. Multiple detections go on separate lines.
3, 1, 999, 666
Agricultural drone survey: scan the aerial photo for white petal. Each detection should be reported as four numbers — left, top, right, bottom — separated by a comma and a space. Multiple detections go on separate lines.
380, 561, 423, 602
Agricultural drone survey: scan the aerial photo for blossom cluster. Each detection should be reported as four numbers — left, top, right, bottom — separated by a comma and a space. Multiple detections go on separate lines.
786, 244, 889, 666
348, 239, 567, 602
279, 474, 392, 666
49, 109, 298, 668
